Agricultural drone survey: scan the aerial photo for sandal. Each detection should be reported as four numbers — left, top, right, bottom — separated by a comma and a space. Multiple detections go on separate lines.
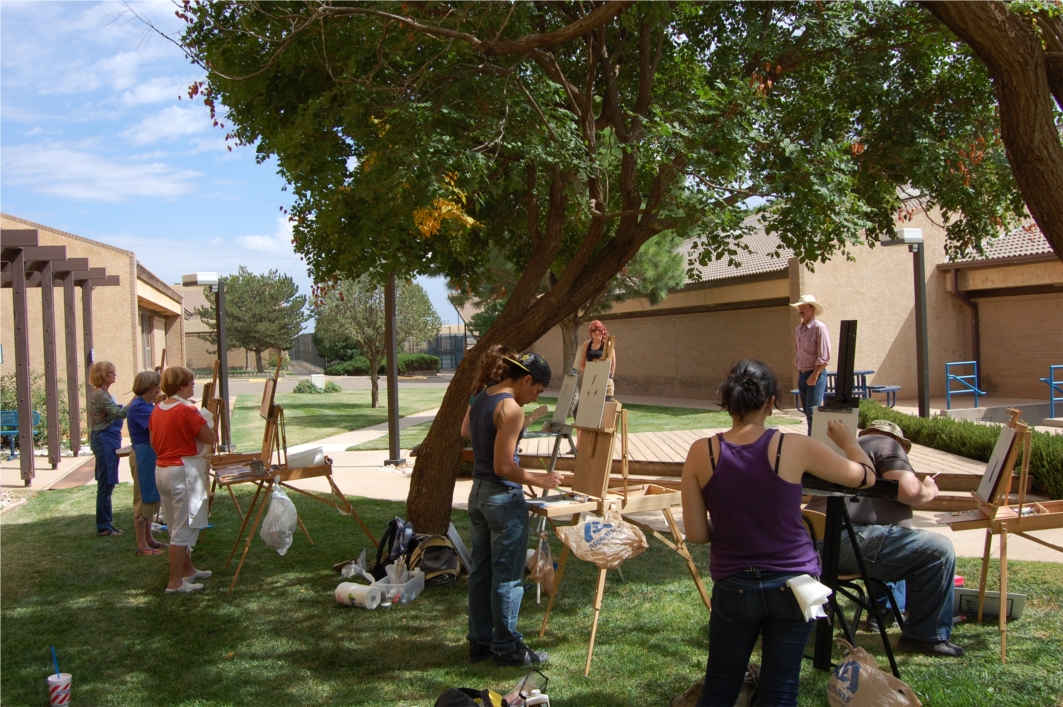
136, 547, 164, 556
149, 541, 169, 549
97, 528, 124, 537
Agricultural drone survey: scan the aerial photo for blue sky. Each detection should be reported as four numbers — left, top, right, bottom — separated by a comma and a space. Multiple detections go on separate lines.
0, 0, 459, 326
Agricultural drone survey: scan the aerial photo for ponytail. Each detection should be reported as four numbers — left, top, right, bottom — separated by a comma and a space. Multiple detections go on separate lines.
473, 344, 518, 395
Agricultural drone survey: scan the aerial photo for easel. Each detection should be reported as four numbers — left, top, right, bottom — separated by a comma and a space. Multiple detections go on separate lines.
208, 360, 377, 594
531, 338, 711, 675
936, 408, 1063, 663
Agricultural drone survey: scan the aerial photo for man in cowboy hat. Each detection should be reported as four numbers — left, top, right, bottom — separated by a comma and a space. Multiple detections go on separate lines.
791, 294, 831, 435
808, 420, 963, 657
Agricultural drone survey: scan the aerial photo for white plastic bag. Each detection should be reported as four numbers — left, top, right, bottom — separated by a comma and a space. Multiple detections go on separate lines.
556, 509, 647, 570
260, 484, 298, 556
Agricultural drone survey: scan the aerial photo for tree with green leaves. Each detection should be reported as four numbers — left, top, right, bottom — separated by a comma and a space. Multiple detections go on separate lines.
179, 2, 1042, 532
196, 267, 309, 373
313, 277, 441, 408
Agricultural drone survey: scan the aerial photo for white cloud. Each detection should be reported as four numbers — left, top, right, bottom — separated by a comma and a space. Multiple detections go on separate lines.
1, 142, 202, 201
120, 105, 208, 144
120, 76, 193, 106
237, 216, 295, 255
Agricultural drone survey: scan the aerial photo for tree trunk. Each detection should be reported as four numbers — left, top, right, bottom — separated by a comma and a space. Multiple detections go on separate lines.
559, 314, 581, 374
255, 349, 264, 373
369, 361, 381, 408
923, 1, 1063, 261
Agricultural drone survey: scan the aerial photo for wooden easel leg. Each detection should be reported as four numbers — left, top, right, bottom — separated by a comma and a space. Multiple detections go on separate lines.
228, 484, 244, 521
999, 525, 1008, 664
585, 567, 609, 676
297, 516, 314, 545
225, 481, 264, 570
539, 544, 571, 638
663, 507, 712, 612
327, 475, 378, 546
229, 479, 273, 596
978, 528, 993, 623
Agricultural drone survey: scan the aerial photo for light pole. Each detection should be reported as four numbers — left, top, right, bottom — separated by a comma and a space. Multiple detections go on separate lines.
183, 272, 232, 449
384, 272, 404, 466
881, 228, 930, 418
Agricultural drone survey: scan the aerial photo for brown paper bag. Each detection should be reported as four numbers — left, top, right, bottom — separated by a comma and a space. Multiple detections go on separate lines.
828, 640, 922, 707
556, 509, 648, 570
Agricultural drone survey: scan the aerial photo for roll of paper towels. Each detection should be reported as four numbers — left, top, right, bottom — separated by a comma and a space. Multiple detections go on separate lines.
335, 582, 381, 609
786, 573, 832, 621
287, 447, 324, 469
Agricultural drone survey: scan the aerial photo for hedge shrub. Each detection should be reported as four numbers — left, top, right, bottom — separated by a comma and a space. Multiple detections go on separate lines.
322, 381, 342, 394
292, 380, 323, 394
325, 353, 440, 377
858, 399, 1063, 499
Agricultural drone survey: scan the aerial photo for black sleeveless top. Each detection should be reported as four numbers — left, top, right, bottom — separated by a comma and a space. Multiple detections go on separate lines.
585, 341, 604, 362
469, 388, 523, 489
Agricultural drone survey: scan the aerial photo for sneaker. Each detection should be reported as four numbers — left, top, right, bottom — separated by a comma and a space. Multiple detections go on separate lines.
863, 614, 897, 633
896, 636, 964, 657
186, 569, 212, 581
165, 580, 204, 594
494, 640, 549, 666
469, 641, 493, 664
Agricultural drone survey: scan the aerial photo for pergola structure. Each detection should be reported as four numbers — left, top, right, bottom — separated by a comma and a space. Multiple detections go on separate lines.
1, 228, 119, 485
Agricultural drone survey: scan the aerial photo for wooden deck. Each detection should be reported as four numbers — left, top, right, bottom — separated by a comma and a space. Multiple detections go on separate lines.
520, 426, 999, 511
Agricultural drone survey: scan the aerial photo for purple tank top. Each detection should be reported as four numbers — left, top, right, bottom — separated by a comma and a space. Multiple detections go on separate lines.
701, 429, 820, 581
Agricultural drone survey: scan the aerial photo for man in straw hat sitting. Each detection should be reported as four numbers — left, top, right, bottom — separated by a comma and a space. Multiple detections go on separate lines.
791, 294, 830, 436
807, 420, 964, 657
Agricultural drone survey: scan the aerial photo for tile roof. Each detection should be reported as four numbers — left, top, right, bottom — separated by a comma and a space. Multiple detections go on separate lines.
952, 225, 1054, 263
680, 219, 791, 285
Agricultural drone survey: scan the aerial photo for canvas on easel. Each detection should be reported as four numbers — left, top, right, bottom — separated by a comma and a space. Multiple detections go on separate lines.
534, 401, 711, 675
552, 373, 579, 426
208, 359, 377, 593
935, 408, 1063, 664
575, 360, 613, 429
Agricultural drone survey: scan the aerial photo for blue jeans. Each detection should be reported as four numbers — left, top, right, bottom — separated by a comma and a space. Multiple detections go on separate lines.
697, 571, 815, 707
466, 478, 530, 654
831, 525, 954, 643
90, 433, 119, 532
798, 370, 827, 436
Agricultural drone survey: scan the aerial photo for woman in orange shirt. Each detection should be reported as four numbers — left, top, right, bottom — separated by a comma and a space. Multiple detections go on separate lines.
150, 367, 215, 594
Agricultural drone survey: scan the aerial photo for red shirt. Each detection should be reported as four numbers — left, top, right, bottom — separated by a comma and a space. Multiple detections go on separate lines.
150, 402, 208, 467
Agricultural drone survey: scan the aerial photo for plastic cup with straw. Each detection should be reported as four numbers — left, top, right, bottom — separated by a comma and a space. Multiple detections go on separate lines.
47, 646, 71, 706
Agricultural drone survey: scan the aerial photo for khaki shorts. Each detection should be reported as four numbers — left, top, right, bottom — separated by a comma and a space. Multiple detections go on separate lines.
130, 451, 160, 521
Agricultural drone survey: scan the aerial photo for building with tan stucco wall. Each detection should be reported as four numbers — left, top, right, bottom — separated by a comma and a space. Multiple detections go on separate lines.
1, 214, 184, 427
528, 203, 1062, 410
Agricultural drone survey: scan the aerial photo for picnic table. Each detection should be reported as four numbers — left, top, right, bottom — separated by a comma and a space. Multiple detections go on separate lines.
825, 369, 875, 399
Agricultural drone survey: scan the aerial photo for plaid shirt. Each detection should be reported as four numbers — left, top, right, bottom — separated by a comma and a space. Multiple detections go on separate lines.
795, 318, 831, 371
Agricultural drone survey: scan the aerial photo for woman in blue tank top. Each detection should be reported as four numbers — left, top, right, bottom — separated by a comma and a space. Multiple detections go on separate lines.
462, 350, 564, 667
680, 359, 874, 707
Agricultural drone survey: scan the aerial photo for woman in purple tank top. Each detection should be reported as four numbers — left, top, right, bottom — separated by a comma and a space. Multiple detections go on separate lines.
680, 360, 874, 707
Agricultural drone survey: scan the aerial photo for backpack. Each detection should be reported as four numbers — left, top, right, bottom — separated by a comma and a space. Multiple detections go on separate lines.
370, 517, 414, 581
434, 687, 508, 707
407, 533, 461, 586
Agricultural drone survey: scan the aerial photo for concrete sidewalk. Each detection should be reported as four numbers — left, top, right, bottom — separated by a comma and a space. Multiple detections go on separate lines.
287, 408, 440, 454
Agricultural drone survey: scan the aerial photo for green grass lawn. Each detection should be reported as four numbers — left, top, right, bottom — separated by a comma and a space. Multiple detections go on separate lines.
347, 399, 800, 452
4, 486, 1062, 706
229, 390, 446, 451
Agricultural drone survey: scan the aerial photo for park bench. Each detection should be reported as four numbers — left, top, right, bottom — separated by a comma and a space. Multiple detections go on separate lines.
867, 384, 901, 408
1040, 365, 1063, 419
946, 360, 986, 410
1, 410, 41, 457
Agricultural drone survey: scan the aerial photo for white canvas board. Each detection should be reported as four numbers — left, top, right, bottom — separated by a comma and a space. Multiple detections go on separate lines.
976, 426, 1018, 503
810, 406, 861, 457
447, 522, 473, 573
552, 374, 579, 424
575, 360, 612, 429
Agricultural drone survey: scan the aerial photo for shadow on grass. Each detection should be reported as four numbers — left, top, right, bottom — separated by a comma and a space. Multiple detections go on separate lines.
4, 487, 1062, 706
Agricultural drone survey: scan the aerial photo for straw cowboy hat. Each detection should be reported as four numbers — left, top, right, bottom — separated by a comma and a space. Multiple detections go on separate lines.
860, 419, 912, 453
789, 294, 825, 316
